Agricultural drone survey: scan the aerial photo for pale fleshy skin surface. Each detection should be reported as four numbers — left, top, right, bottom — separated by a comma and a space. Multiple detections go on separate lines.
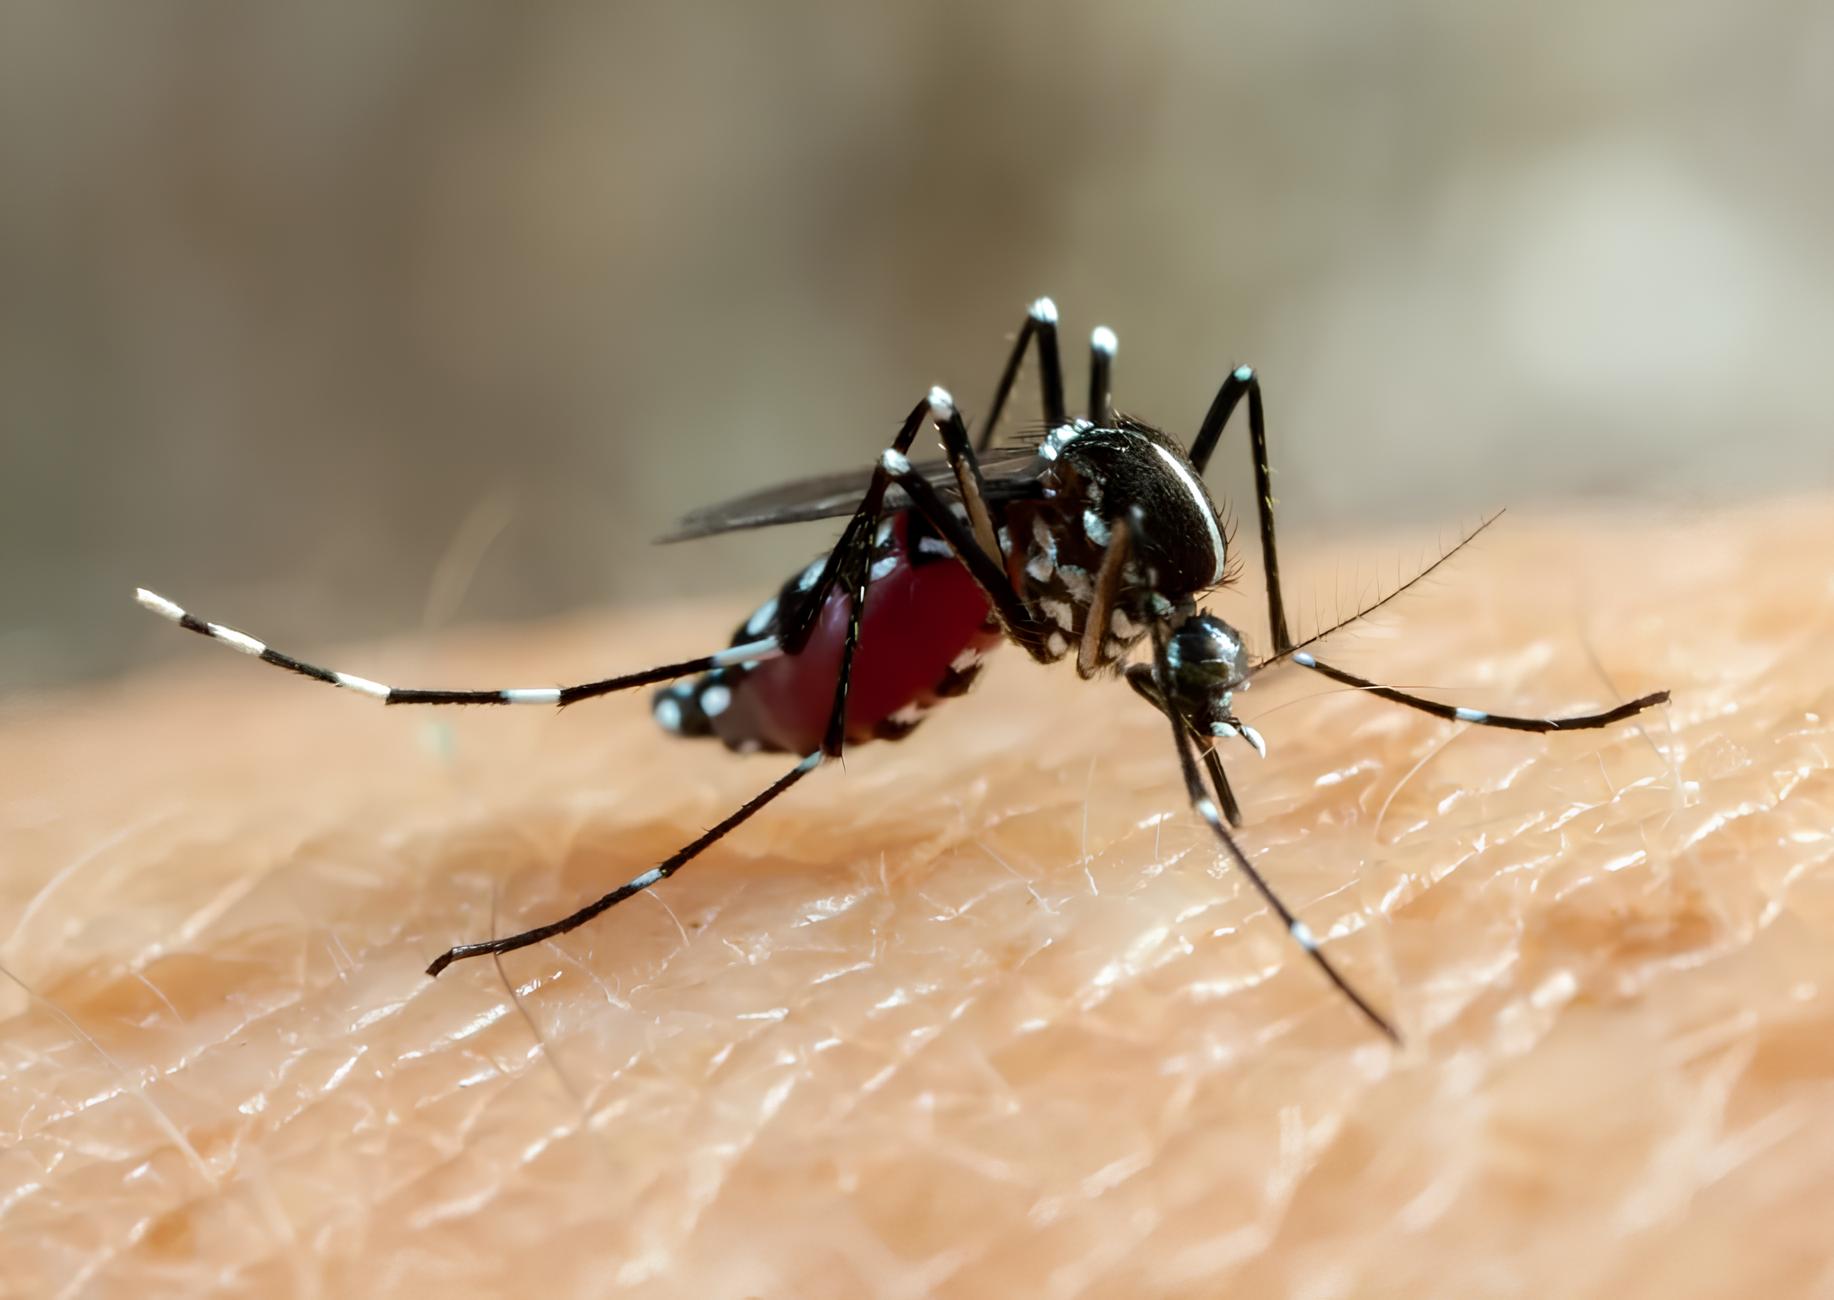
2, 500, 1830, 1299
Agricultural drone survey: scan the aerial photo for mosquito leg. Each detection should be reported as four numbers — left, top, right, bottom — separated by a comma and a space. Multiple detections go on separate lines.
1149, 625, 1400, 1042
430, 399, 937, 974
876, 442, 1056, 661
974, 297, 1067, 453
425, 751, 822, 975
1185, 365, 1291, 656
1088, 325, 1116, 428
134, 587, 781, 708
140, 435, 940, 705
1108, 510, 1238, 827
1287, 650, 1672, 732
1076, 502, 1134, 678
1202, 747, 1245, 828
926, 387, 1007, 564
773, 389, 955, 655
1122, 657, 1247, 829
813, 403, 958, 757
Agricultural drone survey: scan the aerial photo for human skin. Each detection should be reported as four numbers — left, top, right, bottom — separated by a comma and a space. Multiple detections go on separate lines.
1, 497, 1830, 1299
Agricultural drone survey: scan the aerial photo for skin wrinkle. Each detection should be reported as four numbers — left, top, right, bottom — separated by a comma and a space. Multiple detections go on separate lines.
1, 500, 1832, 1296
0, 966, 223, 1189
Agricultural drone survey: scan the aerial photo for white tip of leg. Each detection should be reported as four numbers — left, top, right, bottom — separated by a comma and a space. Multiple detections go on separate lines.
1240, 722, 1267, 758
1091, 325, 1117, 355
1030, 296, 1058, 323
333, 671, 390, 700
1290, 919, 1318, 950
1233, 364, 1255, 382
136, 588, 185, 622
1455, 706, 1490, 723
627, 866, 664, 891
797, 751, 824, 773
1291, 651, 1317, 668
502, 687, 562, 706
713, 637, 783, 667
1194, 797, 1222, 826
927, 386, 955, 418
880, 448, 913, 476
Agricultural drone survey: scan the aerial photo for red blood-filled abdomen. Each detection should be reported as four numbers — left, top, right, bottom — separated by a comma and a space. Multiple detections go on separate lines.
714, 517, 1000, 755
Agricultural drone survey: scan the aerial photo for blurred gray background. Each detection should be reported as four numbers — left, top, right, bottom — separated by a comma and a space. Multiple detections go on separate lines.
3, 1, 1830, 694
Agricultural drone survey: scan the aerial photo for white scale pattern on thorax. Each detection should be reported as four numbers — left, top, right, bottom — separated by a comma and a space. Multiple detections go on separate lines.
1015, 500, 1152, 669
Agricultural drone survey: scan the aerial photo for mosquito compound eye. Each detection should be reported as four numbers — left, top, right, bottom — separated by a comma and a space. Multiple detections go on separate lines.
1166, 615, 1250, 689
1157, 614, 1252, 739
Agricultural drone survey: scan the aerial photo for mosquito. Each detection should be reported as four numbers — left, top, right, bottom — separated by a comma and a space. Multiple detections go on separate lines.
136, 298, 1669, 1041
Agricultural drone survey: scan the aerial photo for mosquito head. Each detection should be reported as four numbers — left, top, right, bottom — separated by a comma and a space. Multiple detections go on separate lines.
1129, 610, 1264, 756
1164, 605, 1251, 707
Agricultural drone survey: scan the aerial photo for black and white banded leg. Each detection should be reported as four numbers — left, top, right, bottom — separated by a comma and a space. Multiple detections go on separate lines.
1149, 622, 1400, 1043
1286, 650, 1671, 732
134, 588, 781, 707
974, 296, 1068, 453
425, 752, 824, 975
1218, 508, 1669, 733
426, 388, 957, 975
928, 380, 1005, 565
1186, 365, 1292, 656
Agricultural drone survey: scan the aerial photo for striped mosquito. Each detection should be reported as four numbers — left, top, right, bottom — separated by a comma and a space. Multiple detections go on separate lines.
138, 298, 1669, 1041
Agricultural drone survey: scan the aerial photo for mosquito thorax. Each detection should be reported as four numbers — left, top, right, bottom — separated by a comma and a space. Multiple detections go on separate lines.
1039, 419, 1227, 600
1004, 418, 1230, 669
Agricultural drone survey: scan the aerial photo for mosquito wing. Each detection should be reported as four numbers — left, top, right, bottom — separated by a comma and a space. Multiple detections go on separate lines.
659, 446, 1043, 542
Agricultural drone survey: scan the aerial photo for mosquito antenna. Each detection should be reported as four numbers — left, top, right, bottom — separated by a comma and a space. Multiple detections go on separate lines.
1256, 509, 1506, 670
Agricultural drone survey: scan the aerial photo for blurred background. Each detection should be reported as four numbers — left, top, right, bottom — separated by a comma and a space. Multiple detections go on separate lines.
2, 1, 1830, 694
